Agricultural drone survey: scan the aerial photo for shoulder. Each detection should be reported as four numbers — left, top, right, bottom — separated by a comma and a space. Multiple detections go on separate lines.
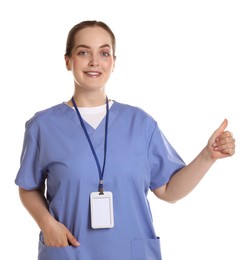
113, 100, 157, 132
25, 103, 68, 131
114, 100, 156, 122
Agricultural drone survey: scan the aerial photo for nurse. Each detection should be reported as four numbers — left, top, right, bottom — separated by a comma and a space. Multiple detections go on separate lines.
15, 20, 235, 260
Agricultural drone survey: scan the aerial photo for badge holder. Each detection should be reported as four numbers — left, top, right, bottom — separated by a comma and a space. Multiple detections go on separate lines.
90, 191, 114, 229
72, 97, 114, 229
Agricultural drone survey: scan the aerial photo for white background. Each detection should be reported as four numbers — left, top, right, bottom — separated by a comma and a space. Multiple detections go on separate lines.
1, 0, 250, 259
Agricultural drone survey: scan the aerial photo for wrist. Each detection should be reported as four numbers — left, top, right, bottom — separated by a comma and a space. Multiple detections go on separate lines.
38, 213, 56, 233
201, 146, 217, 164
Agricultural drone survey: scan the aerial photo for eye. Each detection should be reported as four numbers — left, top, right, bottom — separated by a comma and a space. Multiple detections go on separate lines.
78, 50, 89, 56
101, 51, 110, 57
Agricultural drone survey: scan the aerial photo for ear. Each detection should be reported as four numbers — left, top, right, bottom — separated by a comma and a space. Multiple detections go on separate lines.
64, 55, 72, 71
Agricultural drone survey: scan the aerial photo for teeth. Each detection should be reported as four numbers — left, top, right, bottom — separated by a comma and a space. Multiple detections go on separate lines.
86, 72, 100, 75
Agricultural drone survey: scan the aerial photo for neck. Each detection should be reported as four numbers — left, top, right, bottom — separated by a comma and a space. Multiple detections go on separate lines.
67, 90, 107, 107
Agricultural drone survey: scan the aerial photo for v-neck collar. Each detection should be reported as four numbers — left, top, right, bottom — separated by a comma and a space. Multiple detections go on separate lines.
60, 101, 120, 136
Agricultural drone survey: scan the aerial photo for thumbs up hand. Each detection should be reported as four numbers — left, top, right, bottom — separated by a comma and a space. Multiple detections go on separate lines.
207, 119, 235, 160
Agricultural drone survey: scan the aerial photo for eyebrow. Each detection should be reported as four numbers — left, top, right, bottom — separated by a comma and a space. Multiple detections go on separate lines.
75, 44, 111, 51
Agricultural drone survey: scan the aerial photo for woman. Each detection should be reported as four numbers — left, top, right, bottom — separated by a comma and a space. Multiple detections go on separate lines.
15, 20, 235, 260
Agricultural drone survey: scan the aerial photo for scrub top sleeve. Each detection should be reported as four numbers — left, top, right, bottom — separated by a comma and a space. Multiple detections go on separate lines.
148, 123, 186, 191
15, 127, 44, 190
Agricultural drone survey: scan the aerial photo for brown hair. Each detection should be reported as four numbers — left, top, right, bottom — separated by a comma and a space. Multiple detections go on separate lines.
65, 20, 116, 58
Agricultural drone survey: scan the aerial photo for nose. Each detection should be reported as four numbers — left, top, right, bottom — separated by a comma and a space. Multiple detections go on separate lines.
88, 54, 99, 67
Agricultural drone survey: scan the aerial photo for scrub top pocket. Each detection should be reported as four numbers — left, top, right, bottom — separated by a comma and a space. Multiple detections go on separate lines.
38, 240, 79, 260
131, 237, 162, 260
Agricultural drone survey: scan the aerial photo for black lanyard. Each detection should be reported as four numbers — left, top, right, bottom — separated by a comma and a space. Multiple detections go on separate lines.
71, 97, 109, 194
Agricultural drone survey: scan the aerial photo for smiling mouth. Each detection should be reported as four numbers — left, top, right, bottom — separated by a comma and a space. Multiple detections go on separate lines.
85, 71, 101, 77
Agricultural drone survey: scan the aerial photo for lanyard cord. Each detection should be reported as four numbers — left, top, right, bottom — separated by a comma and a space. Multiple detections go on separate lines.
71, 96, 109, 194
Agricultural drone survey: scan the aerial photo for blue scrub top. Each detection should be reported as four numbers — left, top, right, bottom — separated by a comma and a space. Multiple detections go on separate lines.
15, 101, 186, 260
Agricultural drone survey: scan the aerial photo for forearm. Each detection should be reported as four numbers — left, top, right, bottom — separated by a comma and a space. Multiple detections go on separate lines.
153, 119, 235, 203
19, 187, 55, 232
154, 147, 216, 203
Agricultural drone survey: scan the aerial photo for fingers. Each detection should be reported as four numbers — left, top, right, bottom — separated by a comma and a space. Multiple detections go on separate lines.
215, 130, 233, 141
66, 231, 80, 247
212, 130, 235, 156
209, 118, 236, 158
43, 221, 80, 247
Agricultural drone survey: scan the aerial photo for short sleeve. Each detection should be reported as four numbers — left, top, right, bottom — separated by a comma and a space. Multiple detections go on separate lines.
148, 123, 186, 190
15, 123, 44, 190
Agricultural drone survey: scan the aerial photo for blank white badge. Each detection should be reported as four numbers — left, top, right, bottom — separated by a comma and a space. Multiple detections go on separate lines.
90, 191, 114, 229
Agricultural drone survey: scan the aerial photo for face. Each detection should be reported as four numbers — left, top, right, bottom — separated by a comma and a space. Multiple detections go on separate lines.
65, 26, 115, 93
